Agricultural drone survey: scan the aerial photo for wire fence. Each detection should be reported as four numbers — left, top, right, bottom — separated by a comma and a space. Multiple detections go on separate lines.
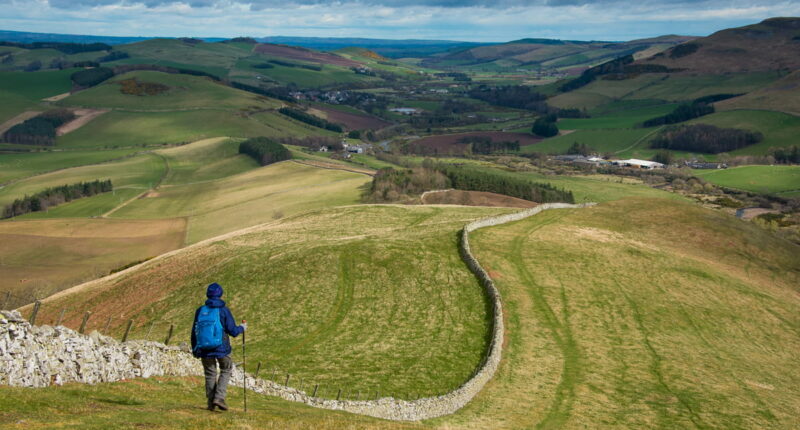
3, 292, 437, 402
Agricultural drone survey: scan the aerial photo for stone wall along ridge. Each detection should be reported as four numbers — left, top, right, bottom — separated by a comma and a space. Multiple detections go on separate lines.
0, 202, 595, 421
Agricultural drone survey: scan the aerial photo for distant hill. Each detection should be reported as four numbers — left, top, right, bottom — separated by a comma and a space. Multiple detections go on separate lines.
424, 35, 694, 73
258, 36, 492, 58
0, 29, 153, 45
716, 70, 800, 115
639, 17, 800, 73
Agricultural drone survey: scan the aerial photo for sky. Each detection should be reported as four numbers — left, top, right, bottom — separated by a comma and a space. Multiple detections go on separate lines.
0, 0, 798, 42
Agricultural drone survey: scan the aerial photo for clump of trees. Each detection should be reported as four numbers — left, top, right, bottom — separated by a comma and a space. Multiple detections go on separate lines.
97, 51, 130, 63
118, 78, 169, 96
566, 142, 593, 156
770, 145, 800, 164
253, 62, 275, 69
652, 149, 674, 165
642, 102, 714, 127
670, 42, 699, 59
532, 114, 559, 137
367, 162, 574, 204
278, 107, 343, 132
468, 85, 548, 112
2, 179, 112, 219
2, 109, 75, 145
71, 67, 114, 88
269, 59, 322, 71
239, 137, 292, 165
651, 124, 763, 153
559, 55, 634, 92
436, 164, 574, 203
460, 136, 520, 154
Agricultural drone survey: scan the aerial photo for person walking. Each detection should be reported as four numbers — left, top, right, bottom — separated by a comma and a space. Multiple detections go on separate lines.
191, 282, 247, 411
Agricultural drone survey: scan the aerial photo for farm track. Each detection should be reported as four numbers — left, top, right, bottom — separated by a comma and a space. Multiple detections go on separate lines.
101, 152, 170, 218
507, 210, 582, 429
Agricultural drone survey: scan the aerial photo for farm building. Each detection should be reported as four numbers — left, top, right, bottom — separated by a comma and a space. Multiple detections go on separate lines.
390, 108, 419, 115
686, 161, 727, 169
614, 159, 665, 169
347, 145, 365, 154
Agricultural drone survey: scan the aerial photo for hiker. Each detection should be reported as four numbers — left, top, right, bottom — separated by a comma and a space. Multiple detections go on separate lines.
191, 282, 247, 411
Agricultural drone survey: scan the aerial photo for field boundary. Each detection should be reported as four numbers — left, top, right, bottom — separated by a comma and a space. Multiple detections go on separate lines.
12, 201, 594, 421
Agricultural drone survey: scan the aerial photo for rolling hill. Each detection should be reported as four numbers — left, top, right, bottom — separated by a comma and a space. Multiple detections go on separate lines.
424, 35, 693, 73
639, 17, 800, 74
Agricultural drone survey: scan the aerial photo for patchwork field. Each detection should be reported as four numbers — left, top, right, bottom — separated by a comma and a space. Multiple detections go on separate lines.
693, 165, 800, 196
521, 128, 654, 155
686, 110, 800, 155
0, 148, 143, 184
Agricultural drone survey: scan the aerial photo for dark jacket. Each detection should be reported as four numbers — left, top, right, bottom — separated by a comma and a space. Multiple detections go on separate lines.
190, 298, 244, 358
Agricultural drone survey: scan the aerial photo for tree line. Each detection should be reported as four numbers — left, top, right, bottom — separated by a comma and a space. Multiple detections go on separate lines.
460, 136, 520, 154
467, 85, 549, 112
642, 102, 714, 127
770, 145, 800, 164
2, 179, 112, 219
239, 137, 292, 166
71, 67, 115, 88
368, 161, 574, 204
651, 124, 763, 153
0, 41, 111, 54
278, 107, 344, 133
2, 109, 75, 145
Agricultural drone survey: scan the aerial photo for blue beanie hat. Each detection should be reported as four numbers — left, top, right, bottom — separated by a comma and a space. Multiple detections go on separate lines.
206, 282, 223, 298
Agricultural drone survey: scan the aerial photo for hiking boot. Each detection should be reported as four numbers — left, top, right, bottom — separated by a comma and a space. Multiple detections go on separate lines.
207, 401, 215, 411
213, 400, 229, 411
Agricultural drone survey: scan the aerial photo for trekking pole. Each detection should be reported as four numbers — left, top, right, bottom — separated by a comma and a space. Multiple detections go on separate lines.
242, 319, 247, 413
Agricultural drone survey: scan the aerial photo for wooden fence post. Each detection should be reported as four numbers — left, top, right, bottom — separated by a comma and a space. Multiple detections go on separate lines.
271, 368, 277, 382
29, 300, 41, 325
103, 316, 113, 333
78, 311, 92, 334
122, 319, 134, 342
284, 374, 291, 386
312, 384, 319, 397
254, 361, 262, 378
164, 324, 174, 345
336, 388, 342, 401
56, 308, 66, 326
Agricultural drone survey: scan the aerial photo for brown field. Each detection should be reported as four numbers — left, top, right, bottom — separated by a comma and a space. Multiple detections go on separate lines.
409, 131, 542, 155
312, 105, 391, 130
421, 190, 537, 208
0, 218, 186, 304
254, 44, 362, 67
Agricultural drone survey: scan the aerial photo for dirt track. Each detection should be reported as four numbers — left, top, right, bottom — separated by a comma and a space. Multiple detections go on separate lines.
57, 109, 109, 136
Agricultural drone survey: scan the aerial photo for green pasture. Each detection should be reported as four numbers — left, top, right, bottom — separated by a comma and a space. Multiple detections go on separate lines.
0, 153, 165, 212
686, 110, 800, 155
558, 103, 677, 129
520, 128, 654, 155
59, 71, 280, 111
36, 205, 509, 401
0, 69, 75, 121
55, 110, 314, 149
0, 148, 143, 184
693, 165, 800, 196
437, 198, 800, 428
158, 137, 257, 186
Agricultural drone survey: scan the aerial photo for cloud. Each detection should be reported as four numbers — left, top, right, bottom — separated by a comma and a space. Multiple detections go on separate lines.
0, 0, 795, 41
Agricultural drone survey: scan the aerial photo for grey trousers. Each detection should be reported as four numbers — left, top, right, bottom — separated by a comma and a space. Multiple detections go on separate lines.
201, 356, 233, 404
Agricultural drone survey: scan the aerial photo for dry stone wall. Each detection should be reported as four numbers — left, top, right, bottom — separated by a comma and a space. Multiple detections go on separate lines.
0, 202, 594, 421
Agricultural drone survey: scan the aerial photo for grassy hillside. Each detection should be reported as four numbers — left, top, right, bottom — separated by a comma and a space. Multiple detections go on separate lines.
434, 198, 800, 429
685, 110, 800, 155
716, 70, 800, 115
0, 69, 74, 122
33, 205, 509, 401
59, 70, 280, 111
693, 165, 800, 196
0, 148, 143, 184
0, 218, 186, 301
0, 377, 414, 430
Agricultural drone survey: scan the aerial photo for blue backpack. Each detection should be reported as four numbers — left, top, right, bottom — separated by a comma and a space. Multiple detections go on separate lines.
194, 306, 223, 352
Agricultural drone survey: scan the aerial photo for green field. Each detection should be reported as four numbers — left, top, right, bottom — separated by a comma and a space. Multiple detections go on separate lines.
35, 205, 509, 401
436, 198, 800, 429
686, 110, 800, 155
60, 71, 280, 111
0, 153, 165, 211
0, 69, 75, 122
55, 110, 318, 149
693, 165, 800, 196
521, 128, 654, 155
558, 103, 677, 130
0, 148, 143, 184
